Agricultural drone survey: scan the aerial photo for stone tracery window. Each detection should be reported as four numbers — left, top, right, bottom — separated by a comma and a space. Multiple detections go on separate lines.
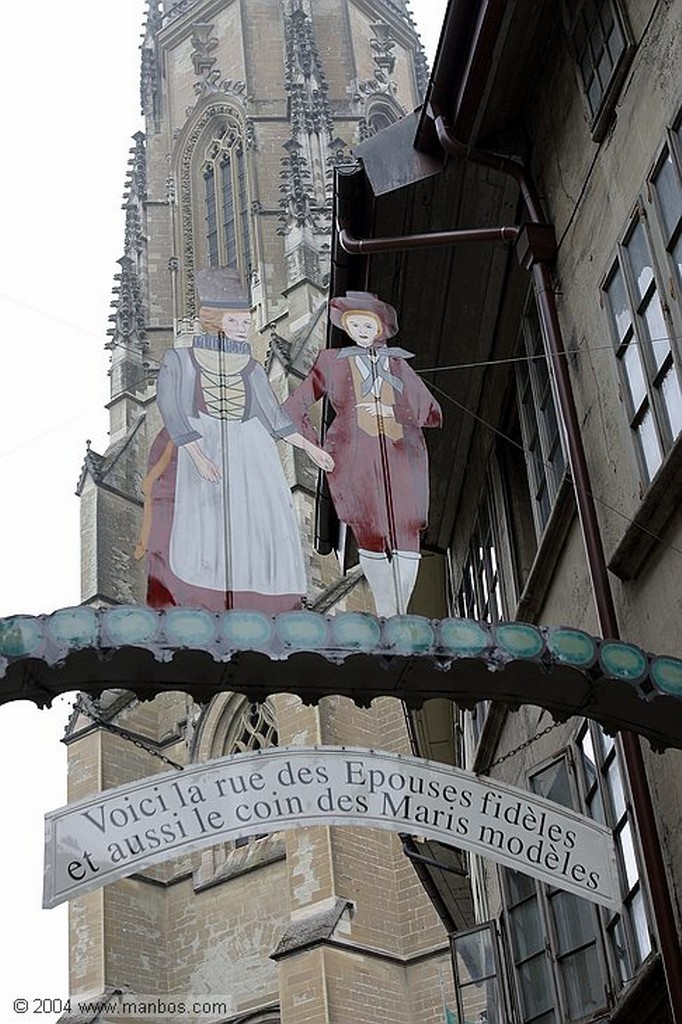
366, 100, 397, 134
192, 696, 281, 884
201, 123, 252, 278
358, 94, 403, 140
228, 701, 278, 848
230, 700, 278, 755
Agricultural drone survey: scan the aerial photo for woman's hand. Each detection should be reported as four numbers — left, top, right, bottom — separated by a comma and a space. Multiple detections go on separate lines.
184, 440, 221, 481
356, 401, 395, 419
286, 431, 334, 472
304, 441, 335, 472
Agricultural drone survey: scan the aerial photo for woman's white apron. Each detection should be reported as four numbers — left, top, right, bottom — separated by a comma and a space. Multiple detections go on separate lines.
169, 412, 306, 595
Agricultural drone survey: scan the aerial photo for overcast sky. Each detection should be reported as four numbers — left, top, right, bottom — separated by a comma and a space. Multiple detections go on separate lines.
0, 2, 447, 1019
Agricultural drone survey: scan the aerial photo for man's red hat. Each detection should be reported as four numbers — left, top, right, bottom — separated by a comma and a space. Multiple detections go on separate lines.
329, 291, 399, 341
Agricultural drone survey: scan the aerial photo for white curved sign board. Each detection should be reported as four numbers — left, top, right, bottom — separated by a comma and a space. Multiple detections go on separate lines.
44, 746, 619, 909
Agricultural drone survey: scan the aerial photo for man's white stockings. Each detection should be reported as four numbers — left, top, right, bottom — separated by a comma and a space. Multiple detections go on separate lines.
358, 549, 421, 617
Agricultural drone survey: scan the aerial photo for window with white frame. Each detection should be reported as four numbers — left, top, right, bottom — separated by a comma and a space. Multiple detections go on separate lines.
450, 922, 507, 1024
459, 724, 655, 1022
576, 723, 652, 980
456, 485, 505, 624
516, 300, 567, 536
563, 0, 634, 139
603, 133, 682, 486
500, 756, 607, 1023
527, 757, 607, 1021
650, 119, 682, 296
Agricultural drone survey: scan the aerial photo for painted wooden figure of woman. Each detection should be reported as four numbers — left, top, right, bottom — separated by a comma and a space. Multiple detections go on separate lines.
136, 268, 333, 612
284, 291, 442, 616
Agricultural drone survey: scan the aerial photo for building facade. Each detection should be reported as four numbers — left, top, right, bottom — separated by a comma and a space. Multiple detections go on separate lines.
333, 0, 682, 1020
64, 2, 460, 1023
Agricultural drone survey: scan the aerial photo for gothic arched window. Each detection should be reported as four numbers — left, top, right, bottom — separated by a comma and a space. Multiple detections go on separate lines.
191, 695, 283, 886
201, 124, 252, 277
231, 701, 278, 754
365, 97, 401, 136
191, 693, 278, 762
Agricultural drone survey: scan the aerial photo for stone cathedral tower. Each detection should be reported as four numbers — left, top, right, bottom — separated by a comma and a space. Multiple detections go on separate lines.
65, 2, 456, 1022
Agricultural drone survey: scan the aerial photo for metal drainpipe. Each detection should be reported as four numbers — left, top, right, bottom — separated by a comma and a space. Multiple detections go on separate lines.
431, 108, 682, 1019
339, 225, 520, 254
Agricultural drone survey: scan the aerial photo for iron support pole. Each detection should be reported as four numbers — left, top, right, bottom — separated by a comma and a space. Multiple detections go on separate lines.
431, 109, 682, 1017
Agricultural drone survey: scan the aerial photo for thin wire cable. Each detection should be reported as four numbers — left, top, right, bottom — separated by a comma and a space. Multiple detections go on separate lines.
417, 336, 679, 375
3, 282, 679, 559
0, 289, 164, 366
428, 379, 682, 559
3, 284, 679, 377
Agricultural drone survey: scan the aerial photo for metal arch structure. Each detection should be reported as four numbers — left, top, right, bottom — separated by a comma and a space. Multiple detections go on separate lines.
1, 605, 681, 753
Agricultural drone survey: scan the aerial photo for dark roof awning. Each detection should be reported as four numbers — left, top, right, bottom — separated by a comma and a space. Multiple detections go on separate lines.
1, 606, 681, 752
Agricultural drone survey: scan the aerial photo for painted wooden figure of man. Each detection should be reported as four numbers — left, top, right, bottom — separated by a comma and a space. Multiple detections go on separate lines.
284, 291, 442, 616
136, 268, 333, 612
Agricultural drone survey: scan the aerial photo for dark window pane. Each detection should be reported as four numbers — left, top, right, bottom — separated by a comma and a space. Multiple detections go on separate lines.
622, 342, 647, 412
588, 70, 602, 115
638, 405, 663, 481
605, 756, 627, 820
574, 0, 627, 118
652, 151, 680, 242
641, 293, 670, 372
606, 269, 632, 343
509, 900, 546, 960
204, 168, 219, 268
630, 888, 652, 961
559, 945, 605, 1018
237, 148, 251, 271
452, 927, 506, 1024
453, 929, 497, 982
505, 869, 536, 906
516, 300, 565, 534
550, 892, 598, 953
625, 221, 655, 300
597, 46, 613, 89
587, 787, 606, 825
589, 7, 605, 54
600, 2, 615, 35
606, 19, 625, 64
221, 157, 237, 267
518, 955, 555, 1018
661, 366, 682, 439
608, 915, 630, 984
672, 234, 682, 292
531, 759, 572, 808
